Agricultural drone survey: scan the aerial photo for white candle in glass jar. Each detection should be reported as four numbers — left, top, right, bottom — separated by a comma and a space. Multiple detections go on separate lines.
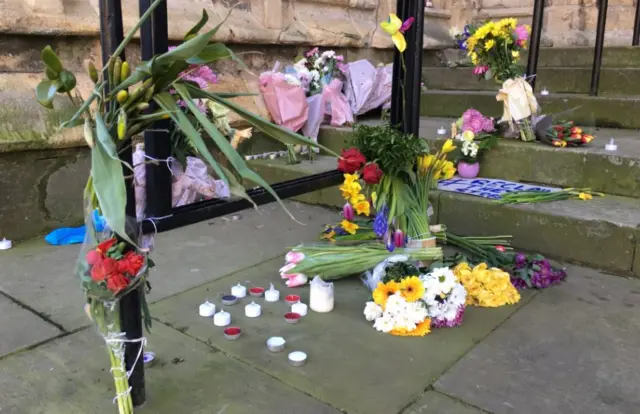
309, 276, 334, 313
231, 283, 247, 298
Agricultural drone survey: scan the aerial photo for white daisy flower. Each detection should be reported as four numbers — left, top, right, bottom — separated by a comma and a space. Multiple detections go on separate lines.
364, 302, 383, 322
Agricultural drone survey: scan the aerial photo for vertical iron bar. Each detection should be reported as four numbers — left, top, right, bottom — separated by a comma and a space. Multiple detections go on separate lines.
526, 0, 545, 91
390, 0, 409, 130
140, 0, 172, 219
404, 0, 426, 137
632, 0, 640, 45
99, 0, 145, 406
590, 0, 608, 96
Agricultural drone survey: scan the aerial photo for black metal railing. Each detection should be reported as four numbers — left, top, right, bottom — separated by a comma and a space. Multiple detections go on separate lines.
527, 0, 640, 96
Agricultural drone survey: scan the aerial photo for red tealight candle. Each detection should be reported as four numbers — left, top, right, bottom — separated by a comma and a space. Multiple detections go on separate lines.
285, 294, 300, 305
249, 287, 265, 297
223, 327, 242, 340
284, 312, 301, 324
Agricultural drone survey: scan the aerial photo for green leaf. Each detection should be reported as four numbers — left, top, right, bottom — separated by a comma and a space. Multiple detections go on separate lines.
174, 83, 300, 221
41, 46, 63, 74
186, 43, 232, 65
91, 134, 129, 243
61, 82, 105, 128
45, 67, 59, 80
156, 25, 222, 67
153, 60, 190, 92
94, 112, 119, 159
186, 84, 338, 156
153, 92, 229, 187
184, 10, 209, 40
35, 80, 59, 109
57, 70, 77, 93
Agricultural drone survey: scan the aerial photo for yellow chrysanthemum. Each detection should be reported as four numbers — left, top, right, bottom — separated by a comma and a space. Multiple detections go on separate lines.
400, 276, 425, 302
512, 50, 520, 59
353, 200, 371, 216
390, 319, 431, 337
484, 39, 496, 51
578, 192, 593, 201
372, 281, 399, 307
340, 219, 359, 235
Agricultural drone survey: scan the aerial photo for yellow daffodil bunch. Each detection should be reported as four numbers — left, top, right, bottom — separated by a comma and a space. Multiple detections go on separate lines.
333, 173, 372, 237
416, 139, 457, 183
455, 18, 531, 82
453, 263, 520, 307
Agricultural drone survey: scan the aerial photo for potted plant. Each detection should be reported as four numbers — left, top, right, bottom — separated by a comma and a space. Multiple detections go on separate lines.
458, 140, 480, 178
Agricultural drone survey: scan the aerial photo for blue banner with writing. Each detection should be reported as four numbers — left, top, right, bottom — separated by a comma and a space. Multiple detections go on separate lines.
437, 178, 559, 200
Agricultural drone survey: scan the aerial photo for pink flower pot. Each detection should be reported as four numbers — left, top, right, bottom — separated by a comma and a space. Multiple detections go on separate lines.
457, 161, 480, 179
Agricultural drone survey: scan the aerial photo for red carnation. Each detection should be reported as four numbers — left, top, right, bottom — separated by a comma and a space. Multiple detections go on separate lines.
118, 252, 145, 276
90, 257, 118, 282
106, 273, 130, 294
96, 238, 117, 254
337, 148, 366, 174
362, 163, 383, 184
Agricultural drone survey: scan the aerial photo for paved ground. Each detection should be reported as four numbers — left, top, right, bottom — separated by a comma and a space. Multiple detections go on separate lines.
1, 202, 639, 414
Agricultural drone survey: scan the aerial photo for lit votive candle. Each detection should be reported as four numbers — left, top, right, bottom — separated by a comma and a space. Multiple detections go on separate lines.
199, 300, 216, 317
291, 301, 308, 316
265, 283, 280, 302
605, 137, 618, 151
540, 88, 549, 96
213, 310, 231, 327
437, 126, 446, 136
231, 283, 247, 298
245, 301, 262, 318
0, 238, 12, 250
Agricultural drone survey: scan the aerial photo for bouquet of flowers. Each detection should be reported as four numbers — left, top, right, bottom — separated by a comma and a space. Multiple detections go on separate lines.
510, 253, 567, 289
459, 140, 480, 163
364, 277, 432, 336
294, 47, 347, 96
453, 263, 521, 307
545, 121, 595, 147
455, 19, 530, 83
422, 267, 466, 328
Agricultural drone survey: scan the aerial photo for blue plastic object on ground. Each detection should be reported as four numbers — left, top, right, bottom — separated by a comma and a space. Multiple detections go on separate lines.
44, 211, 106, 246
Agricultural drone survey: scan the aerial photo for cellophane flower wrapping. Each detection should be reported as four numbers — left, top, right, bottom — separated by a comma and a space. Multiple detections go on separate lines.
77, 213, 150, 414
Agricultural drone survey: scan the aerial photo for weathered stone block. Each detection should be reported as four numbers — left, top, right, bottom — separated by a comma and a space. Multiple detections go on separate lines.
45, 150, 90, 223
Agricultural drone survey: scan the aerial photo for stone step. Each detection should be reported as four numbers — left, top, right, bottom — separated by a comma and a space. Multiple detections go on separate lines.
420, 90, 640, 129
423, 47, 640, 69
423, 67, 640, 96
248, 155, 640, 277
317, 118, 640, 199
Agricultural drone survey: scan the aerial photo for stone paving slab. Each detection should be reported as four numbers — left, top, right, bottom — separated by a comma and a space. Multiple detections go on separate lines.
404, 391, 485, 414
0, 294, 61, 358
435, 265, 640, 414
0, 323, 340, 414
0, 202, 338, 331
151, 258, 534, 414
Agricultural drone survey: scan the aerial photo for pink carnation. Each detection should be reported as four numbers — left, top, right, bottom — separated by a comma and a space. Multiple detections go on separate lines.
306, 47, 319, 57
515, 25, 529, 43
431, 306, 465, 328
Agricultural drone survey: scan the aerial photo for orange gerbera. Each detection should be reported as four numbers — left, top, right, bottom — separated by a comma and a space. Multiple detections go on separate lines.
372, 281, 399, 307
390, 319, 432, 337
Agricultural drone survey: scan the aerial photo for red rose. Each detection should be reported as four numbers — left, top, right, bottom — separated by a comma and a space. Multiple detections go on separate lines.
557, 133, 564, 139
96, 238, 117, 254
106, 273, 130, 294
337, 148, 366, 173
554, 126, 563, 132
362, 163, 383, 184
86, 250, 103, 266
90, 261, 108, 282
118, 252, 145, 276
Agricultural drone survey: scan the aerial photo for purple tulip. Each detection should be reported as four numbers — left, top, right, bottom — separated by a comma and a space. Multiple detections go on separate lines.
514, 253, 527, 268
342, 203, 354, 221
393, 229, 405, 248
384, 231, 395, 252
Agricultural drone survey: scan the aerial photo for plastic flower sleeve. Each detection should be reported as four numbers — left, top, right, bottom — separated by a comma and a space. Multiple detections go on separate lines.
361, 255, 410, 291
344, 59, 377, 114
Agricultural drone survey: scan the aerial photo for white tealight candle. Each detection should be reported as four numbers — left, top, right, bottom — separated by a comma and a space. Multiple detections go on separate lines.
0, 238, 12, 250
231, 283, 247, 298
605, 138, 618, 151
291, 301, 308, 316
213, 310, 231, 327
245, 301, 261, 318
265, 283, 280, 302
540, 88, 549, 96
199, 300, 216, 317
437, 126, 446, 135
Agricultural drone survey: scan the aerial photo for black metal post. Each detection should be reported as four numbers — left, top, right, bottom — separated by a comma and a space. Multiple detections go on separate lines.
526, 0, 545, 91
390, 0, 409, 130
632, 0, 640, 45
404, 0, 426, 137
590, 0, 608, 96
140, 0, 172, 218
99, 0, 145, 406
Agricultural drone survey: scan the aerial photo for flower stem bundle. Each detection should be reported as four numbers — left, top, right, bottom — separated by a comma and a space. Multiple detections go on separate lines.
498, 188, 603, 204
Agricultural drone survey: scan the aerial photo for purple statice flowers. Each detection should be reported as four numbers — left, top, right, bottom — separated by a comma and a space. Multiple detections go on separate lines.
431, 306, 465, 329
461, 109, 495, 135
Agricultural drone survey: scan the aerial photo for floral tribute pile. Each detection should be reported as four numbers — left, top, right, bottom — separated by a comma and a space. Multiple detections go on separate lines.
85, 238, 146, 295
545, 121, 595, 147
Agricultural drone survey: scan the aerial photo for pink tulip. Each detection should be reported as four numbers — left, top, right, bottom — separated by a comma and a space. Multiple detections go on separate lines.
343, 203, 355, 221
473, 66, 489, 75
285, 273, 309, 287
285, 251, 305, 264
280, 263, 297, 278
393, 229, 405, 248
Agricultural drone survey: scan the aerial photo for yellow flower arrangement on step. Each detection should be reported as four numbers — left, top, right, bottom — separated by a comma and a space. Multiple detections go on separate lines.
453, 263, 520, 307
